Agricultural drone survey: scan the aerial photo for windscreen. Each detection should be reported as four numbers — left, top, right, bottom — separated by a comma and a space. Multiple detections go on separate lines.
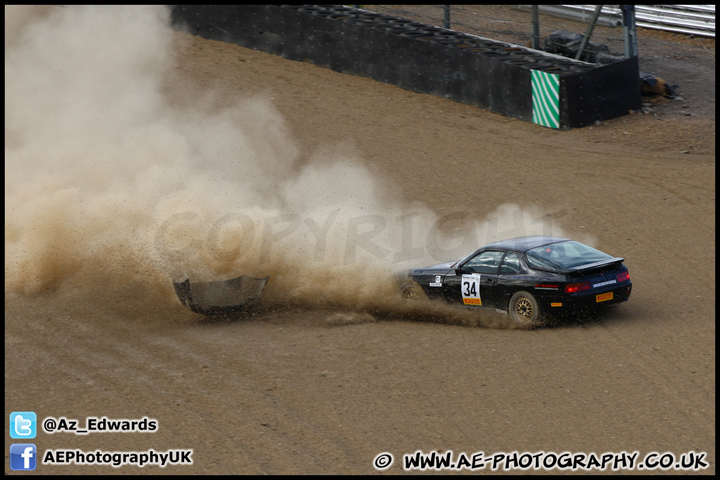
525, 241, 613, 270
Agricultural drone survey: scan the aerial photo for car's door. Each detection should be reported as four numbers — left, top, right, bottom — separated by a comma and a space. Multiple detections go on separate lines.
442, 250, 504, 308
495, 252, 526, 308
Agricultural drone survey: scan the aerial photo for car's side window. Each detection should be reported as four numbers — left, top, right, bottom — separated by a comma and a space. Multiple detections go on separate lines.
463, 251, 504, 274
499, 252, 521, 275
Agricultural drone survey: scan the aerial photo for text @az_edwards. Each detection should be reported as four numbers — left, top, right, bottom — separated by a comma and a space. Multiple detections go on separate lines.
43, 416, 157, 435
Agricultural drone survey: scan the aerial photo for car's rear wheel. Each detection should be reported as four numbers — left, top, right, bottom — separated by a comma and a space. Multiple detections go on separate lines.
509, 291, 543, 327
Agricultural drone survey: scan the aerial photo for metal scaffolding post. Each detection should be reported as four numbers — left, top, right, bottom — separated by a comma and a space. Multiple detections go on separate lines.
531, 5, 540, 49
621, 5, 639, 58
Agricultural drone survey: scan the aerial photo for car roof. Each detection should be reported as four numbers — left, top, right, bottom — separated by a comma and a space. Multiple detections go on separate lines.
483, 235, 570, 252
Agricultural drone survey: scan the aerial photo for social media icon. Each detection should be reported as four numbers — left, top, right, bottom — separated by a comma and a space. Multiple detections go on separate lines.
10, 444, 37, 471
10, 411, 37, 439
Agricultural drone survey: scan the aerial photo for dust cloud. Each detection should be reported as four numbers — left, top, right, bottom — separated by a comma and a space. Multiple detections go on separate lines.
4, 6, 575, 325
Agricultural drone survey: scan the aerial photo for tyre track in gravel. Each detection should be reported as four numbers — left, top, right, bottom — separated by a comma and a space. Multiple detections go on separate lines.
6, 299, 364, 474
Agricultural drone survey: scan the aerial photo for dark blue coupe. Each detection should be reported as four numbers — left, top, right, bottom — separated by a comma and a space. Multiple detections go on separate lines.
401, 236, 632, 326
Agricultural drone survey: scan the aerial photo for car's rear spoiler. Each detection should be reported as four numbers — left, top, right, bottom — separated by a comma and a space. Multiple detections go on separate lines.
566, 257, 625, 276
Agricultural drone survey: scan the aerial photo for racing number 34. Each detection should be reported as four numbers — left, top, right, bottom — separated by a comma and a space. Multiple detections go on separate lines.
462, 274, 482, 305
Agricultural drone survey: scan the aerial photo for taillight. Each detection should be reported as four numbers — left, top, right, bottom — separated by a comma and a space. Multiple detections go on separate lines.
565, 281, 591, 293
616, 271, 630, 283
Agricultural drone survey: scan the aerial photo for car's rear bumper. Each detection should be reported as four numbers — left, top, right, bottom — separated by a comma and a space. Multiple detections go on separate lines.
542, 282, 632, 311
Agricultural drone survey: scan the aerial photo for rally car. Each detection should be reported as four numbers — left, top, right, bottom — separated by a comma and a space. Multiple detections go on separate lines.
400, 236, 632, 326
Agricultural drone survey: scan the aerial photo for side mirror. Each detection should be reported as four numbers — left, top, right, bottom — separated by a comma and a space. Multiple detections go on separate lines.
455, 267, 466, 276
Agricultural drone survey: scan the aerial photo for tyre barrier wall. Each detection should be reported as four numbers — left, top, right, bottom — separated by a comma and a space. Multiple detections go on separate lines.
170, 5, 641, 130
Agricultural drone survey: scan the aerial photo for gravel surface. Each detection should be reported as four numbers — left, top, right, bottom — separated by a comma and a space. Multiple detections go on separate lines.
5, 5, 715, 475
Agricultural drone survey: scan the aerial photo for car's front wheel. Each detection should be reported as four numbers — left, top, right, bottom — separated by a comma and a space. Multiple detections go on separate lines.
509, 291, 544, 327
399, 282, 422, 300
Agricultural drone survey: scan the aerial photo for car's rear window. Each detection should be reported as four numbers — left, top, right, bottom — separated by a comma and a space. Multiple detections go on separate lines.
525, 241, 612, 270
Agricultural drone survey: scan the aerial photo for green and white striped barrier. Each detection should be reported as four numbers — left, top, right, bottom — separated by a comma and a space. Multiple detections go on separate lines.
531, 70, 560, 129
